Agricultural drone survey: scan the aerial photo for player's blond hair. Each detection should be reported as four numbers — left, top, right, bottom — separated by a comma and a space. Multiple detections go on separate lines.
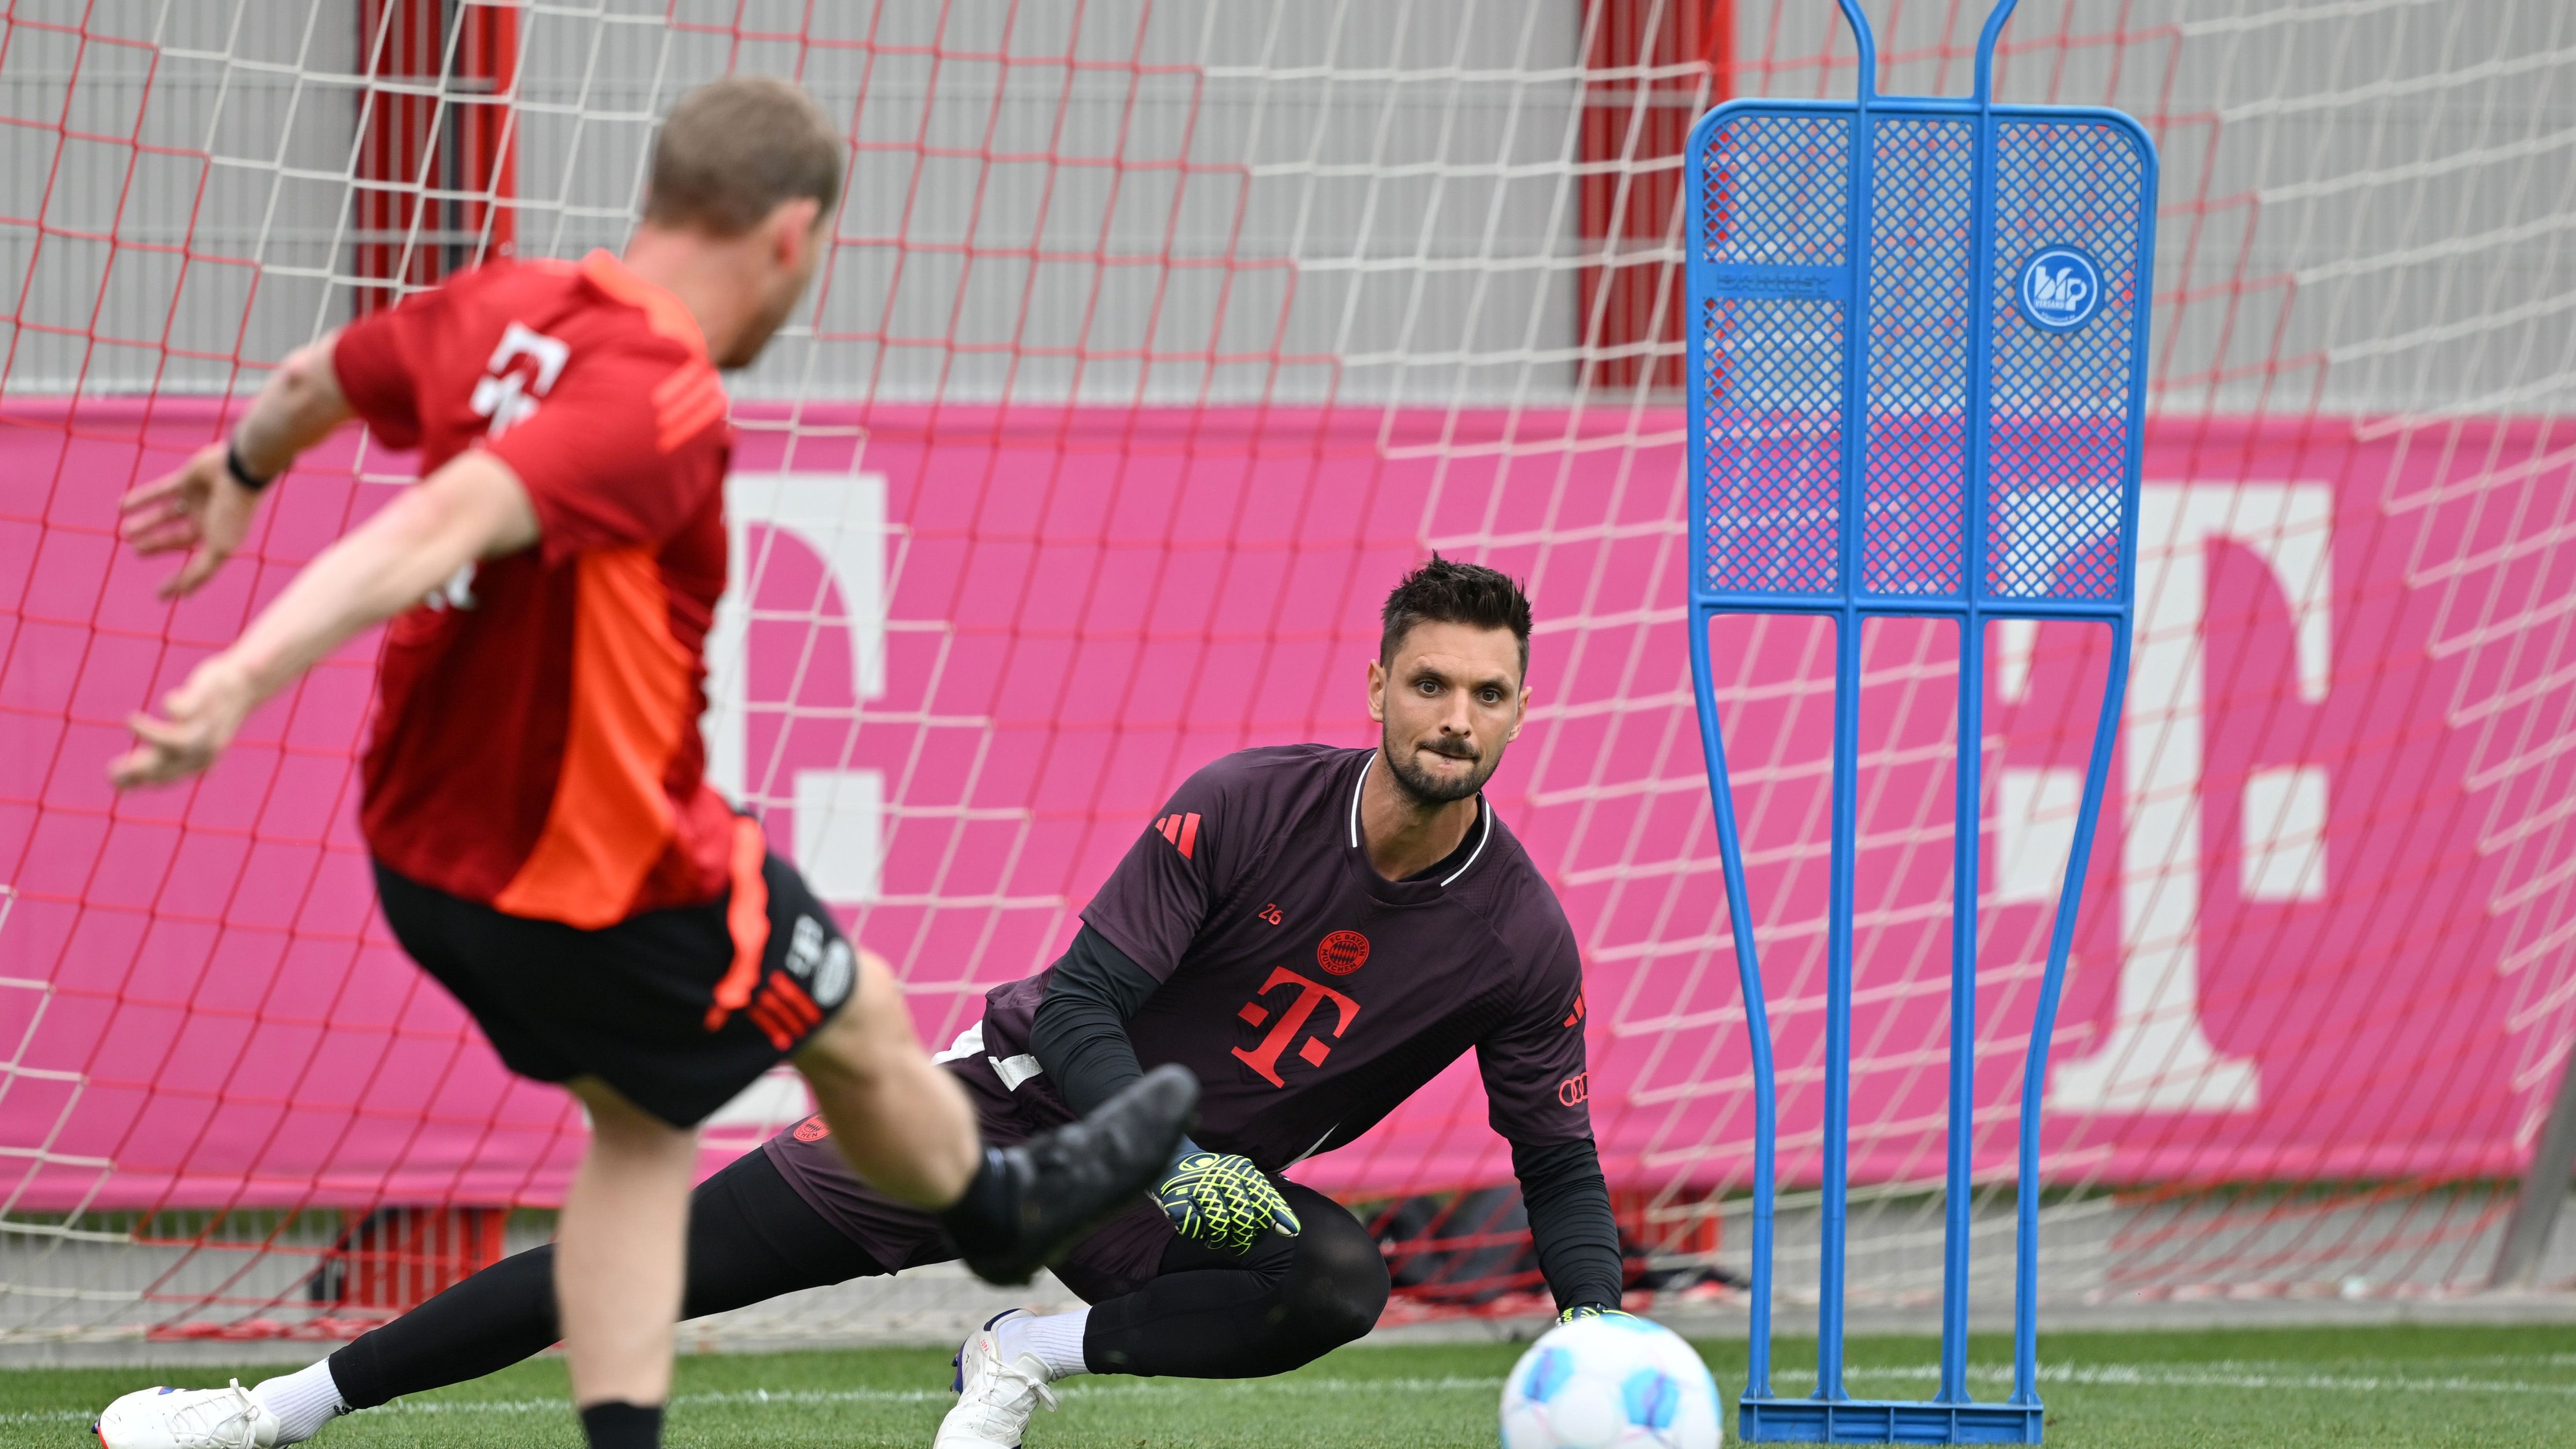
644, 76, 842, 236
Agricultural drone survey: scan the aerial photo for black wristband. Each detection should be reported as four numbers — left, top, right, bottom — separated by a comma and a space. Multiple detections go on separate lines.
223, 440, 275, 493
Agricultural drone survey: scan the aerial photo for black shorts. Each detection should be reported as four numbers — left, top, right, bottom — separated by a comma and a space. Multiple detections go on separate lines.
372, 850, 855, 1128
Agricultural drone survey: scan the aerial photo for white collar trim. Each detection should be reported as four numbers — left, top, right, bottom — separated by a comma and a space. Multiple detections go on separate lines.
1440, 799, 1494, 887
1350, 751, 1491, 887
1348, 752, 1370, 848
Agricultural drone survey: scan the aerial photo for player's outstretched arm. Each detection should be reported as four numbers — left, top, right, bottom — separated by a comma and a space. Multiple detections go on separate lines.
1481, 967, 1622, 1312
1513, 1136, 1625, 1316
108, 452, 539, 789
119, 336, 357, 599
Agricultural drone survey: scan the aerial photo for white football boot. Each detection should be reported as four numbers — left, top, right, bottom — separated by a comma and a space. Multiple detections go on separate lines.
94, 1381, 281, 1449
934, 1309, 1061, 1449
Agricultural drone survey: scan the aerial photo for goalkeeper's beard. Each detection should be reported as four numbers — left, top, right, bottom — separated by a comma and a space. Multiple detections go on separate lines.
1382, 728, 1498, 805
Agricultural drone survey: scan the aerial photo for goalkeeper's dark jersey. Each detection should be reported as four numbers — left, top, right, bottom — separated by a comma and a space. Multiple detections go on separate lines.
979, 743, 1592, 1169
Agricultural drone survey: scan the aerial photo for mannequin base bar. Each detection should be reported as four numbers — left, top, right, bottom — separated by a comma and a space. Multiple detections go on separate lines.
1738, 1394, 2045, 1443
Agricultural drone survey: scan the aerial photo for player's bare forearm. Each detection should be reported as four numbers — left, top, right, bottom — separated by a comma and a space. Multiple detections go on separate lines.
236, 466, 526, 686
120, 337, 358, 599
109, 453, 540, 790
234, 337, 358, 475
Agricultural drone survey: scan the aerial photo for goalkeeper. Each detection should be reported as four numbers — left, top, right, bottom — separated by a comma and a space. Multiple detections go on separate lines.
222, 558, 1622, 1449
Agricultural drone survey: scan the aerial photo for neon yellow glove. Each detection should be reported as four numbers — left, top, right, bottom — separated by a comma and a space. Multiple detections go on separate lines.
1557, 1305, 1636, 1324
1154, 1150, 1301, 1254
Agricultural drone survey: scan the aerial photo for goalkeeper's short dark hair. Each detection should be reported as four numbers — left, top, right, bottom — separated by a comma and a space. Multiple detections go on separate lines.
1379, 555, 1534, 680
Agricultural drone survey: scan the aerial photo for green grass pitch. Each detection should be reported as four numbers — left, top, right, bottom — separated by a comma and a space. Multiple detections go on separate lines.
10, 1323, 2574, 1447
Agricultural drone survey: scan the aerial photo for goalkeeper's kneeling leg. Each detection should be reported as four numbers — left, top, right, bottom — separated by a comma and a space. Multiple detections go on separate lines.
1266, 1191, 1392, 1362
1084, 1181, 1390, 1378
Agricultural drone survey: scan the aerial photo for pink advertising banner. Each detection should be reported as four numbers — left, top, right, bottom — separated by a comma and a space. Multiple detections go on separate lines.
4, 401, 2572, 1212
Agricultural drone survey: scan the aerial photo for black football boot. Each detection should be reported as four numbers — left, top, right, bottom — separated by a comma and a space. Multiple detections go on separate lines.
942, 1063, 1199, 1285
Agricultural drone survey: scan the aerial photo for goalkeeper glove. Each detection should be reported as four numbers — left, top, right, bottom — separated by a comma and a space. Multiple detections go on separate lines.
1557, 1305, 1636, 1325
1154, 1148, 1301, 1254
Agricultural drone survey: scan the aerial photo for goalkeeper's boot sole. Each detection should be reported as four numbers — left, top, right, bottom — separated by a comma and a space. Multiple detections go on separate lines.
958, 1063, 1198, 1286
95, 1383, 281, 1449
934, 1309, 1059, 1449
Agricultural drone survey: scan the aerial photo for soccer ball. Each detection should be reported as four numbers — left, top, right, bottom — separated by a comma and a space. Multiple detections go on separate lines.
1499, 1314, 1724, 1449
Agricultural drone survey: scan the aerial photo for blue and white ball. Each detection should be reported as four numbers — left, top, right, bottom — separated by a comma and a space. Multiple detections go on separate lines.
1499, 1314, 1723, 1449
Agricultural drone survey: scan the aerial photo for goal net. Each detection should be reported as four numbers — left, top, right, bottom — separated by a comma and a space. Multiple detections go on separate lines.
4, 0, 2576, 1348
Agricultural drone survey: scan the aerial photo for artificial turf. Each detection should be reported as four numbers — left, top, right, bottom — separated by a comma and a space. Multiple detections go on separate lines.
10, 1322, 2574, 1446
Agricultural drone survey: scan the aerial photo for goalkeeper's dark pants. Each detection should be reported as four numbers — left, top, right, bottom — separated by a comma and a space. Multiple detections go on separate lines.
326, 1146, 1389, 1409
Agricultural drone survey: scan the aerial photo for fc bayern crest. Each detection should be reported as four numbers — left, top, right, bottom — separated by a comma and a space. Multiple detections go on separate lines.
1316, 930, 1370, 976
2015, 245, 2104, 332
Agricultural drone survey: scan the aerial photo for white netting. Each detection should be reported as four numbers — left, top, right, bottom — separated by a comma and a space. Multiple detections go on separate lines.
2, 0, 2575, 1349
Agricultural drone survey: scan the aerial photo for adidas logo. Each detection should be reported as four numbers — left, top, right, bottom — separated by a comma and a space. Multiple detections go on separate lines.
1154, 812, 1201, 860
745, 973, 823, 1050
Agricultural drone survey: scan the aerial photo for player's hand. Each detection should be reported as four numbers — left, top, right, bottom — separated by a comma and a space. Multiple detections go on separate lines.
1557, 1305, 1636, 1324
109, 654, 256, 789
1154, 1150, 1301, 1254
120, 442, 262, 598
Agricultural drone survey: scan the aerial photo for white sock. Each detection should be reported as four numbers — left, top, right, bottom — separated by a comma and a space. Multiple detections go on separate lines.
251, 1358, 350, 1445
996, 1308, 1092, 1380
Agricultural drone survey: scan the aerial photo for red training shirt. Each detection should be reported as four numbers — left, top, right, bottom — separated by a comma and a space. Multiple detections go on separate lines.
331, 250, 740, 928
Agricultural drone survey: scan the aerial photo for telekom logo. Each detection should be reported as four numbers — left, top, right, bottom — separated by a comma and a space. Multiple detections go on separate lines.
1998, 483, 2334, 1114
1232, 967, 1362, 1088
469, 320, 568, 437
700, 473, 890, 906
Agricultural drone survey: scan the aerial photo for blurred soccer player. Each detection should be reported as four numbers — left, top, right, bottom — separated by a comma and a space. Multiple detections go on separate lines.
169, 558, 1628, 1449
90, 76, 1193, 1449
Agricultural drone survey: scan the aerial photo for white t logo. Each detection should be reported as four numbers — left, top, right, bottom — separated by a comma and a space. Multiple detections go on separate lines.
701, 474, 889, 904
1999, 483, 2333, 1114
425, 322, 573, 611
470, 321, 570, 438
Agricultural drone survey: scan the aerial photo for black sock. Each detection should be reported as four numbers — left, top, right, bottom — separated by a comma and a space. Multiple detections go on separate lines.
329, 1244, 565, 1409
579, 1401, 662, 1449
937, 1146, 1022, 1256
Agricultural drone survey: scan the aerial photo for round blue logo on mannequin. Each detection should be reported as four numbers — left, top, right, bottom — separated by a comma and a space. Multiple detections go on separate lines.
2016, 246, 2104, 332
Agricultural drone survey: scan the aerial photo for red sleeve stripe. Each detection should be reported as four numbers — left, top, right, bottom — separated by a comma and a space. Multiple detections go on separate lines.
652, 365, 726, 452
1153, 812, 1201, 860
